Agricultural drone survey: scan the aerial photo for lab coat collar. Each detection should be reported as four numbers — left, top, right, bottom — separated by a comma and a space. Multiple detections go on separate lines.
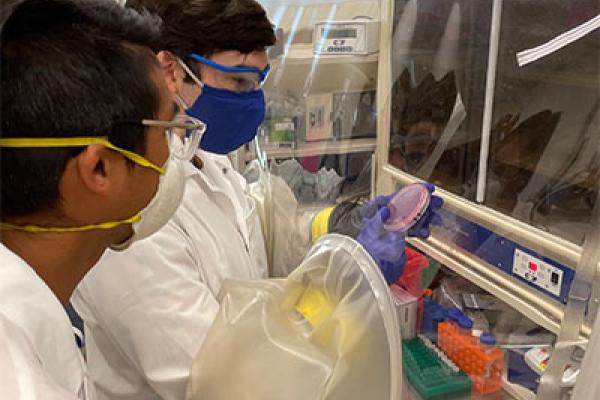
0, 243, 86, 395
186, 150, 232, 184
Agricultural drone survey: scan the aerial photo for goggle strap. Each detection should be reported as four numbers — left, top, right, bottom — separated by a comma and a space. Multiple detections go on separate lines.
0, 137, 165, 175
0, 214, 142, 233
189, 53, 270, 82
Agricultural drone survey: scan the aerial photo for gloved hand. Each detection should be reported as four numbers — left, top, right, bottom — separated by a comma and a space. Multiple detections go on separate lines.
361, 182, 444, 239
408, 182, 444, 238
314, 182, 443, 248
357, 206, 406, 285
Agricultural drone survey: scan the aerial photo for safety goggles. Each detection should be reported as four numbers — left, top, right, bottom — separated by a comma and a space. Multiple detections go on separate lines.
144, 114, 205, 162
188, 53, 271, 93
0, 114, 206, 175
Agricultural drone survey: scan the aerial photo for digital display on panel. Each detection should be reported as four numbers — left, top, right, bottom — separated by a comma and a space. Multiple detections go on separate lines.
321, 28, 358, 39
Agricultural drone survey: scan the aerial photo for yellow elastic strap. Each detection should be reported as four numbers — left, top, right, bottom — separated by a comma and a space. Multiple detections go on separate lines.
311, 206, 335, 242
295, 287, 333, 327
0, 214, 141, 233
0, 137, 165, 175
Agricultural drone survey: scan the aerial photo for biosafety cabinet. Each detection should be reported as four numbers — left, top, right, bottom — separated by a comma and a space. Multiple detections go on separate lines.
250, 0, 600, 399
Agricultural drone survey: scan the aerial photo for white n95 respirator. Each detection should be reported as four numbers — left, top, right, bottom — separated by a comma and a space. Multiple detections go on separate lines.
111, 157, 185, 251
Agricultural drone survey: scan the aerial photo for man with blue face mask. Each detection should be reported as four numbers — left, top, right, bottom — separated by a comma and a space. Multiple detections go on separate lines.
72, 3, 279, 399
73, 1, 442, 399
176, 53, 270, 154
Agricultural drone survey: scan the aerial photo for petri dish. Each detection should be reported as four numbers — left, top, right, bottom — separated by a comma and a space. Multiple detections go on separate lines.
384, 184, 431, 232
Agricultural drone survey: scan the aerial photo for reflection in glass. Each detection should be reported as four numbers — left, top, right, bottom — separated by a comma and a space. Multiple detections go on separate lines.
486, 0, 599, 244
487, 110, 562, 213
388, 0, 491, 199
388, 0, 599, 244
390, 70, 458, 176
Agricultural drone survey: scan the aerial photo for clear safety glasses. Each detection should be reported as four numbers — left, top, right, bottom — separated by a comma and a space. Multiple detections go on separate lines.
0, 115, 206, 175
142, 114, 205, 161
184, 53, 271, 93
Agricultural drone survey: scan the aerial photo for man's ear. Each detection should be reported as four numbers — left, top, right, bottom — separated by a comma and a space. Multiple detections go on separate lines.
156, 50, 181, 95
72, 144, 121, 196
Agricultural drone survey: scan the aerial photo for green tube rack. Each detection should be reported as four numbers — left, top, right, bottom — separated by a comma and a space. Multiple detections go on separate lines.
403, 337, 472, 400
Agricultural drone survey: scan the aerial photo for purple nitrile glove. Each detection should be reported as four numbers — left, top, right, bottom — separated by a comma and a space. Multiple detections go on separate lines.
407, 182, 444, 239
360, 193, 396, 221
358, 206, 406, 285
361, 183, 444, 239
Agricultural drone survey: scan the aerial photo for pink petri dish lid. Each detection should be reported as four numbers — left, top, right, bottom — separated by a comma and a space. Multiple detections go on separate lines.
383, 184, 431, 232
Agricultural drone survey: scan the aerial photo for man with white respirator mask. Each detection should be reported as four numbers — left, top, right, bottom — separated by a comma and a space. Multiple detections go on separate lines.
0, 0, 200, 398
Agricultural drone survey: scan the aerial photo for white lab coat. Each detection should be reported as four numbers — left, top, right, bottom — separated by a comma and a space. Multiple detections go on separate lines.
0, 243, 94, 400
72, 150, 268, 400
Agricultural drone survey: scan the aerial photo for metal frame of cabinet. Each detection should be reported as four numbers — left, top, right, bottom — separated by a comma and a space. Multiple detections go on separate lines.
375, 1, 599, 398
376, 0, 599, 335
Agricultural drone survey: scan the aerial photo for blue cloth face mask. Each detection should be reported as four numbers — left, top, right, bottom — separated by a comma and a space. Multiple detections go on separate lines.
178, 54, 270, 155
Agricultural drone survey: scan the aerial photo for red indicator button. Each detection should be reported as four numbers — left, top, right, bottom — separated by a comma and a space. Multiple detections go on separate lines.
529, 262, 538, 271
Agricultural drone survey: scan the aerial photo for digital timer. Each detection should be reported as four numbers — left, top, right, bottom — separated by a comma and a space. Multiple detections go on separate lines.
313, 19, 380, 55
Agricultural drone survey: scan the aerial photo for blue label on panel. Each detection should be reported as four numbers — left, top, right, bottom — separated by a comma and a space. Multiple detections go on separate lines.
435, 208, 575, 304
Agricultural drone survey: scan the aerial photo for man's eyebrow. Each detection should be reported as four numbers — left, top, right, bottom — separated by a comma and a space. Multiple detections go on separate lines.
234, 63, 267, 70
235, 53, 265, 69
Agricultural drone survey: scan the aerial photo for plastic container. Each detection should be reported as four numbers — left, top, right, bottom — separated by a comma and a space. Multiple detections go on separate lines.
480, 333, 499, 382
421, 257, 442, 292
403, 337, 472, 400
457, 316, 473, 336
480, 332, 497, 350
384, 184, 431, 232
396, 247, 429, 297
438, 322, 504, 394
457, 317, 475, 348
465, 309, 491, 335
390, 284, 418, 339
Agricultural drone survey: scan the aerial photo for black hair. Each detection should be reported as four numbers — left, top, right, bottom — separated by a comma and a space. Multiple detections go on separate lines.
1, 0, 163, 218
130, 0, 276, 58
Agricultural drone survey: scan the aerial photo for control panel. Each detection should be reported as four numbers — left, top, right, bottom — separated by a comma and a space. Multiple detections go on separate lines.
513, 249, 563, 297
313, 20, 380, 55
432, 207, 575, 303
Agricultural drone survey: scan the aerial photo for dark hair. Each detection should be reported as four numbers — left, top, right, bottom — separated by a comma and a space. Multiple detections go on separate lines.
1, 0, 163, 218
131, 0, 276, 57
